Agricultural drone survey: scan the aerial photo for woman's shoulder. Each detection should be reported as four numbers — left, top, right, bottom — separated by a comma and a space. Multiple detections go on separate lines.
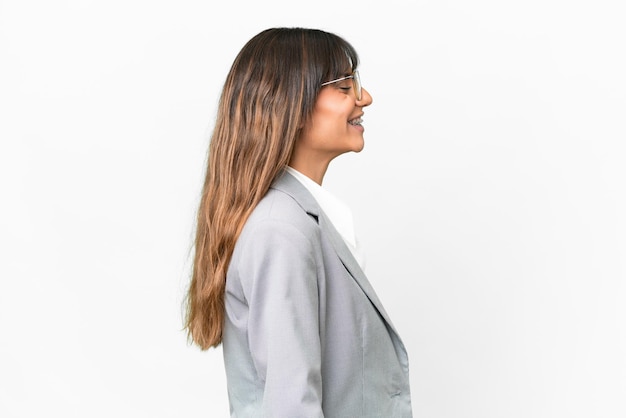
244, 187, 318, 235
232, 188, 322, 267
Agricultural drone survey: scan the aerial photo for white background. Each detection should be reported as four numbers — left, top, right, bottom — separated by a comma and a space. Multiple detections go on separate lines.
1, 0, 625, 417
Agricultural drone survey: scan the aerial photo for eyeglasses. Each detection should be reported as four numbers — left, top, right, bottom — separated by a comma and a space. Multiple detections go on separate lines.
320, 70, 362, 101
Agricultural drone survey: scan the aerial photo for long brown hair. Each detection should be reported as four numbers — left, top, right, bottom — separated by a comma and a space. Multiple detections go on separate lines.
185, 28, 359, 349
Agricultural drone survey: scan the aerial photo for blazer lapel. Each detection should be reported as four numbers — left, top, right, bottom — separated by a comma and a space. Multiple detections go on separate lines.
316, 210, 399, 335
271, 170, 400, 336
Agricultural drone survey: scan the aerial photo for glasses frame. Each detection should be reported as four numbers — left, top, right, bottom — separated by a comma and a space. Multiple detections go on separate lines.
320, 70, 362, 101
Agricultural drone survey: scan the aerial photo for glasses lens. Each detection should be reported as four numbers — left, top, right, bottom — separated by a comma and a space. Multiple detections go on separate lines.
353, 70, 362, 101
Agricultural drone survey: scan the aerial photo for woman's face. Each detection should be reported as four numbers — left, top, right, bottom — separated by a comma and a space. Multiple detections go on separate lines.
298, 74, 373, 161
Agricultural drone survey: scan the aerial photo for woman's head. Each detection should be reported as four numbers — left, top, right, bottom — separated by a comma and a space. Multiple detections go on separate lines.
212, 27, 361, 185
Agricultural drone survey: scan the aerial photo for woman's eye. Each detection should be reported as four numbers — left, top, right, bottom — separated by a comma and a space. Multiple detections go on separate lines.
339, 86, 352, 92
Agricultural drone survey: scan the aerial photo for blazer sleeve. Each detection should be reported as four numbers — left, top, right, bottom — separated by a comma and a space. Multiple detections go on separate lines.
237, 218, 324, 418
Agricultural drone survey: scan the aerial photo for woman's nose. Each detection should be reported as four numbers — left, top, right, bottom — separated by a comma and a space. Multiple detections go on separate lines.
357, 87, 373, 107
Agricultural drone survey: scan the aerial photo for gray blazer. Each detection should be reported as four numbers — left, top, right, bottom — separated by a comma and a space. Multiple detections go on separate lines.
223, 170, 412, 417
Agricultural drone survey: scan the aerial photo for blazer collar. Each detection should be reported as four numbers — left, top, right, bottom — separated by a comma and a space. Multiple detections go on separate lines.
271, 169, 321, 219
270, 170, 399, 335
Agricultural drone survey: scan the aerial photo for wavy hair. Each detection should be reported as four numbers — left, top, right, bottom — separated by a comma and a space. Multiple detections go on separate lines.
185, 27, 359, 349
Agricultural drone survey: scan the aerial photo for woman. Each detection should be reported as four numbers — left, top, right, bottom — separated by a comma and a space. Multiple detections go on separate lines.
185, 27, 412, 417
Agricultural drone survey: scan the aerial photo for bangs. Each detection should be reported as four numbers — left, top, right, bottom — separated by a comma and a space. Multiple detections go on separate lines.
314, 34, 359, 83
325, 39, 359, 79
303, 29, 360, 84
